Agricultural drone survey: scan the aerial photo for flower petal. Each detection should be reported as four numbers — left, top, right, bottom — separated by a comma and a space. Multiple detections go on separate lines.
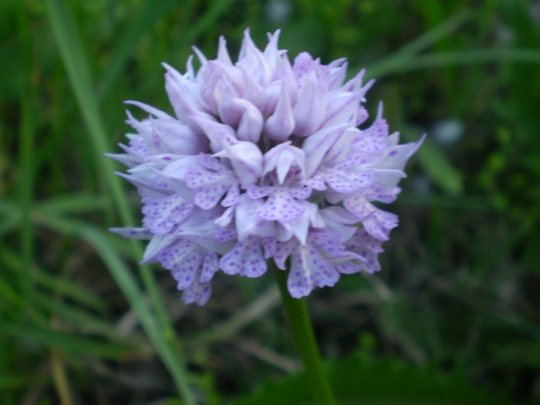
219, 237, 267, 277
288, 243, 340, 298
257, 190, 304, 222
215, 142, 263, 187
264, 81, 295, 141
234, 99, 264, 143
293, 70, 327, 136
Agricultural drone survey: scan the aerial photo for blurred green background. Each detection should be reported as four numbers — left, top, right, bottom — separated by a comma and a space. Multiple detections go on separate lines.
1, 0, 540, 403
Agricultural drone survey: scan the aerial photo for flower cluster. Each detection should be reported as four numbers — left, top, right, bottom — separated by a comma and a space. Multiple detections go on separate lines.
110, 30, 423, 305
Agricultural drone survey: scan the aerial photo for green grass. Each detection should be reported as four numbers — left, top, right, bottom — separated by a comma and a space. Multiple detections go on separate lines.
1, 0, 539, 403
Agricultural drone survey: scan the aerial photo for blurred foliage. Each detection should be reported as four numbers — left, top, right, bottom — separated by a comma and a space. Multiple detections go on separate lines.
232, 337, 511, 405
1, 0, 539, 403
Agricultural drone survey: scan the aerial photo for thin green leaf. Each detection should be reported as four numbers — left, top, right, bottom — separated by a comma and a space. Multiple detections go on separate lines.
368, 10, 474, 78
81, 227, 193, 402
394, 48, 540, 72
0, 249, 107, 313
98, 0, 180, 96
44, 2, 193, 401
32, 292, 146, 347
0, 320, 135, 359
43, 0, 132, 228
417, 139, 463, 195
17, 0, 36, 314
38, 193, 109, 215
0, 375, 46, 390
175, 0, 237, 55
33, 212, 194, 403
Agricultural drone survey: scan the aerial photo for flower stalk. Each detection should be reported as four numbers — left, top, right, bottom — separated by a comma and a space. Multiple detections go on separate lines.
274, 264, 336, 405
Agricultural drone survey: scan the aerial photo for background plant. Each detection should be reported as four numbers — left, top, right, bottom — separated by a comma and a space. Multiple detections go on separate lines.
1, 0, 539, 403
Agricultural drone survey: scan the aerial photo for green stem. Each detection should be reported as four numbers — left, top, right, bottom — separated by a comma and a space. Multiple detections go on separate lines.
274, 266, 336, 405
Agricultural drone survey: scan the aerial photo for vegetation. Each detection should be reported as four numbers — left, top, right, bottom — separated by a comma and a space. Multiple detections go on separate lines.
1, 0, 539, 403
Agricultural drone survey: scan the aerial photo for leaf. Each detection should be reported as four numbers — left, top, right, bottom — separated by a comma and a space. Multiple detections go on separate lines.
0, 320, 137, 360
97, 0, 180, 96
43, 2, 193, 401
0, 249, 107, 313
232, 351, 511, 405
417, 139, 463, 195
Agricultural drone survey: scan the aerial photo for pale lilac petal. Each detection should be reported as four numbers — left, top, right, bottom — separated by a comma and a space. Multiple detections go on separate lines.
273, 239, 297, 270
141, 234, 177, 263
124, 100, 172, 120
191, 113, 236, 152
246, 185, 273, 199
292, 52, 317, 79
302, 124, 348, 177
201, 252, 219, 283
355, 103, 389, 153
219, 237, 267, 277
319, 207, 358, 242
288, 243, 340, 298
194, 183, 229, 209
278, 202, 324, 245
215, 142, 263, 187
142, 194, 193, 234
362, 209, 399, 241
264, 81, 295, 141
234, 99, 264, 143
260, 237, 277, 259
216, 79, 243, 126
310, 232, 346, 256
323, 92, 360, 128
343, 194, 375, 219
235, 195, 277, 240
336, 262, 362, 274
163, 64, 202, 120
213, 223, 237, 242
263, 143, 305, 184
306, 176, 327, 191
217, 36, 233, 65
370, 135, 425, 171
293, 70, 327, 136
170, 249, 203, 290
257, 190, 304, 222
289, 185, 312, 199
151, 119, 208, 155
327, 58, 348, 90
222, 184, 240, 207
324, 169, 373, 193
324, 127, 359, 165
182, 282, 212, 306
241, 69, 266, 110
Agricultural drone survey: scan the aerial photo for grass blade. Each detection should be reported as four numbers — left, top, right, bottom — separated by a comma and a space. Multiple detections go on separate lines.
176, 0, 237, 52
416, 139, 463, 195
44, 1, 193, 402
98, 0, 179, 96
387, 48, 540, 73
38, 193, 108, 215
0, 320, 137, 359
33, 212, 194, 404
1, 249, 107, 313
17, 0, 36, 317
81, 227, 194, 402
43, 0, 131, 227
367, 10, 474, 78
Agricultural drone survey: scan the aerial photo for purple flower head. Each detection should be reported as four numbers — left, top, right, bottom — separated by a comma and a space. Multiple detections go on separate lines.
110, 30, 423, 305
